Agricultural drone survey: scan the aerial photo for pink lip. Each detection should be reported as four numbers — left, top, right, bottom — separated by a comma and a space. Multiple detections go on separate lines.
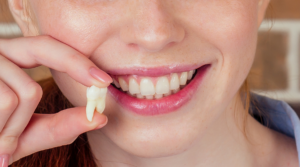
106, 64, 204, 77
108, 64, 211, 116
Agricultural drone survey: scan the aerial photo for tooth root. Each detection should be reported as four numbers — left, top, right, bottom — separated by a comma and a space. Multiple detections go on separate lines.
172, 88, 180, 94
86, 100, 97, 122
113, 78, 121, 88
119, 77, 129, 91
140, 78, 155, 96
156, 76, 170, 95
188, 70, 194, 80
146, 95, 154, 99
170, 73, 180, 90
180, 72, 188, 85
155, 94, 163, 99
96, 98, 106, 114
136, 93, 144, 99
129, 78, 140, 95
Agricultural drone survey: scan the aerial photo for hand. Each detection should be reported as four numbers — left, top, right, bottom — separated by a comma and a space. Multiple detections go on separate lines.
0, 36, 111, 166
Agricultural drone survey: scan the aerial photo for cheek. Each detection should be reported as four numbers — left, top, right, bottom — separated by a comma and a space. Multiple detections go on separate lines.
31, 0, 118, 56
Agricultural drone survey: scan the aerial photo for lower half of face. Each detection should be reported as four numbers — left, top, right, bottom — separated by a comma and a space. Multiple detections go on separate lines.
32, 0, 260, 158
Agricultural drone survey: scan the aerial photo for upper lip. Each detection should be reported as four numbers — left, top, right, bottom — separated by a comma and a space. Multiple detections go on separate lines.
105, 63, 207, 77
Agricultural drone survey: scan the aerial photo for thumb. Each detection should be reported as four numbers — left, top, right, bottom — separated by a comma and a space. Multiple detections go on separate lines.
11, 107, 107, 164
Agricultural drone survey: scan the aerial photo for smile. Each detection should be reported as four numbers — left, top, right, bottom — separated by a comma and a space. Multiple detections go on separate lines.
108, 64, 211, 116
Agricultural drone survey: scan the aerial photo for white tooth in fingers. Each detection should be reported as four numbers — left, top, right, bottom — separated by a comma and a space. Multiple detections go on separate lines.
113, 78, 121, 88
86, 86, 107, 122
140, 78, 155, 96
96, 98, 105, 114
172, 88, 180, 94
164, 91, 171, 97
155, 94, 163, 99
99, 87, 108, 97
136, 93, 144, 99
119, 78, 129, 91
87, 85, 102, 100
129, 78, 140, 95
146, 95, 154, 99
156, 76, 170, 94
180, 72, 188, 85
188, 70, 194, 80
170, 73, 180, 90
86, 100, 97, 122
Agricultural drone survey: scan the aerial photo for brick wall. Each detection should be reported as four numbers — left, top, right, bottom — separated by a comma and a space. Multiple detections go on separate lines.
1, 0, 300, 112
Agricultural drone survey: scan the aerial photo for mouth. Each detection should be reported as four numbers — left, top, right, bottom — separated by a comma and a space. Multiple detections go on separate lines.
107, 64, 211, 116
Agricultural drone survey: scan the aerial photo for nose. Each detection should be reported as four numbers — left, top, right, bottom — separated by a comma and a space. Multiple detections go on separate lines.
120, 1, 185, 52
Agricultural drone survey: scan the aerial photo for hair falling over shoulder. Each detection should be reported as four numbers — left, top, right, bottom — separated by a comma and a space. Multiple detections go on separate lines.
10, 78, 98, 167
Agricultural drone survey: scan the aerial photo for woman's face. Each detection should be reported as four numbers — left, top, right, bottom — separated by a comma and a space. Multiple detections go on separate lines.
23, 0, 268, 158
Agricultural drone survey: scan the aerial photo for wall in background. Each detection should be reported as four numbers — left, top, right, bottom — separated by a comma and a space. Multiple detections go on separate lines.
1, 0, 300, 113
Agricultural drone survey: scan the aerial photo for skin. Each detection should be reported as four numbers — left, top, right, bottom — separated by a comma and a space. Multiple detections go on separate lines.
0, 0, 297, 166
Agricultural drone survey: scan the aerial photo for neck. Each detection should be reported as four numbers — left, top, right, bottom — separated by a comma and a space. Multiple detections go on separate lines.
87, 95, 275, 167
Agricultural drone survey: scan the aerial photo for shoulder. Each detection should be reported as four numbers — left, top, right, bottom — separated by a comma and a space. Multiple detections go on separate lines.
271, 129, 298, 167
250, 93, 299, 166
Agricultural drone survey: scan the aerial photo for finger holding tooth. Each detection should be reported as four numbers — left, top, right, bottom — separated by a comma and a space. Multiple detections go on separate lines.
86, 86, 108, 122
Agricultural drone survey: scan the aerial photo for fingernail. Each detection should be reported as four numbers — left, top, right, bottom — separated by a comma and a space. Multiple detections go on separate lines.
89, 67, 112, 84
0, 155, 9, 167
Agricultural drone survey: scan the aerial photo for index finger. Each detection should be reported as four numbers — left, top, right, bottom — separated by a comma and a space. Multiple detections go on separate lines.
0, 36, 112, 87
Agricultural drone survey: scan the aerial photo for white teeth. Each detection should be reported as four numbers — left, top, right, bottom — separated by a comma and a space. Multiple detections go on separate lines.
172, 88, 180, 94
86, 86, 107, 122
113, 78, 121, 88
156, 76, 170, 95
119, 78, 129, 91
129, 78, 140, 95
170, 73, 180, 90
180, 72, 188, 85
155, 94, 163, 99
116, 69, 196, 100
187, 70, 195, 80
136, 93, 144, 99
164, 91, 171, 97
146, 95, 154, 99
140, 78, 155, 96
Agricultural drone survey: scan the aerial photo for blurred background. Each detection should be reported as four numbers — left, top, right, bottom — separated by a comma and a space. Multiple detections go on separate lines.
1, 0, 300, 113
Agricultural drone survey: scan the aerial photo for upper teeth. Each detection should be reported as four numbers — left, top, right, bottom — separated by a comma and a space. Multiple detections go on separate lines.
86, 85, 107, 122
112, 69, 196, 99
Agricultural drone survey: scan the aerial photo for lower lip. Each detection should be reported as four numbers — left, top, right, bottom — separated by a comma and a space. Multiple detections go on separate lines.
108, 64, 210, 116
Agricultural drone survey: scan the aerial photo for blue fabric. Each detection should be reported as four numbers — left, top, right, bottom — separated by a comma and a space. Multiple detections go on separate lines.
251, 93, 300, 165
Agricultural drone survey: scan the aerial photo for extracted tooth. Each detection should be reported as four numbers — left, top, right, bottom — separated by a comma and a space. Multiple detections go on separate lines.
188, 70, 194, 80
155, 94, 163, 99
170, 73, 180, 90
86, 100, 97, 122
156, 76, 170, 95
119, 78, 129, 91
113, 78, 121, 88
96, 98, 105, 114
180, 72, 188, 85
87, 86, 102, 100
129, 78, 140, 95
86, 86, 108, 122
146, 95, 154, 99
140, 78, 155, 96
